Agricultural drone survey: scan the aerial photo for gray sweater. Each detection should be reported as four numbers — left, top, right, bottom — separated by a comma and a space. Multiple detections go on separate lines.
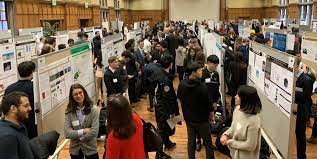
64, 106, 99, 156
224, 106, 261, 159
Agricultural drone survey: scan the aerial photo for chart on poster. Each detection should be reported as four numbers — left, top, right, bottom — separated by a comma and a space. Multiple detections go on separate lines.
0, 39, 18, 97
15, 38, 37, 64
37, 56, 73, 116
71, 48, 94, 87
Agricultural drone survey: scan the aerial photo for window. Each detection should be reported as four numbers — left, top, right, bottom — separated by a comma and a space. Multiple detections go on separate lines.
299, 0, 313, 25
0, 1, 8, 30
279, 0, 288, 22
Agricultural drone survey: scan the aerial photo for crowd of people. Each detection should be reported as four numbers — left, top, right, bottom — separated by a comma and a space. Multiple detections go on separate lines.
0, 19, 316, 159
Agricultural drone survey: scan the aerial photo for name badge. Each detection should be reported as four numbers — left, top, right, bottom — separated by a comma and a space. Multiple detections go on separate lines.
123, 66, 126, 70
113, 78, 118, 83
72, 120, 80, 127
205, 78, 211, 83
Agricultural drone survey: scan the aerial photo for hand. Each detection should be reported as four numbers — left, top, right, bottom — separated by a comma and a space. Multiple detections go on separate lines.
212, 103, 217, 111
128, 75, 133, 79
220, 134, 228, 145
138, 71, 142, 76
83, 128, 91, 134
68, 128, 74, 131
170, 114, 175, 118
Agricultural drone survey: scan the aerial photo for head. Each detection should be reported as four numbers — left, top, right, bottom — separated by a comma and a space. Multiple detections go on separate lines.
58, 44, 66, 50
155, 43, 162, 52
207, 55, 219, 72
41, 44, 53, 55
160, 40, 168, 50
263, 38, 272, 47
66, 84, 93, 115
68, 39, 75, 47
106, 94, 136, 139
188, 48, 196, 57
95, 31, 100, 37
1, 92, 31, 123
160, 54, 173, 70
46, 37, 56, 48
83, 33, 89, 41
137, 39, 144, 49
250, 29, 256, 37
235, 85, 262, 115
108, 56, 120, 69
40, 37, 46, 43
18, 61, 36, 80
77, 31, 84, 38
188, 62, 203, 79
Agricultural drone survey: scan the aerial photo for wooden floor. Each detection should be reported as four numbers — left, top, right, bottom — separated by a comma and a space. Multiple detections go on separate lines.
58, 79, 317, 159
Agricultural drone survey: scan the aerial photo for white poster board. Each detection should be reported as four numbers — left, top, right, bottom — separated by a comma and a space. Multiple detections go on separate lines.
0, 38, 18, 98
301, 36, 317, 63
15, 38, 37, 64
55, 34, 69, 50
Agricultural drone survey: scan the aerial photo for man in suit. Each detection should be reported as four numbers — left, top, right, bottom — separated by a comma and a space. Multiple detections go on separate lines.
135, 39, 146, 68
104, 56, 123, 96
165, 28, 179, 76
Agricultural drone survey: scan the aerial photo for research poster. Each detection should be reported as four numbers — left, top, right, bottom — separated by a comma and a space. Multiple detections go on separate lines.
264, 56, 293, 116
286, 34, 295, 51
0, 39, 18, 97
250, 52, 266, 92
15, 40, 37, 64
301, 37, 317, 63
55, 34, 69, 49
273, 33, 286, 52
101, 40, 114, 67
71, 50, 94, 87
37, 56, 72, 117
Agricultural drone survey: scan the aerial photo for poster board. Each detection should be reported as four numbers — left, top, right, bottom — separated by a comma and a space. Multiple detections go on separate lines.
34, 43, 96, 139
15, 35, 37, 64
301, 33, 317, 63
0, 38, 17, 100
18, 27, 43, 42
112, 34, 124, 57
248, 41, 297, 158
54, 34, 69, 50
68, 29, 81, 43
101, 37, 114, 67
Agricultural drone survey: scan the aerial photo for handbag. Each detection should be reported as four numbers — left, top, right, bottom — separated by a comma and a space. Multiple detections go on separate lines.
141, 118, 163, 152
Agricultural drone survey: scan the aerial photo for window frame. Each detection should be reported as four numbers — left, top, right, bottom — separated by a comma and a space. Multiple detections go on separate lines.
299, 0, 313, 26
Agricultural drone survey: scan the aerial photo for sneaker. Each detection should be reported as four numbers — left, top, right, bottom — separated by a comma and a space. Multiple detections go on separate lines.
165, 142, 176, 150
196, 141, 202, 151
155, 152, 172, 159
307, 137, 317, 144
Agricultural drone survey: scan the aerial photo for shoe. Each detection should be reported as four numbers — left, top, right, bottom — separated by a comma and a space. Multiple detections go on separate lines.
165, 142, 176, 150
155, 152, 172, 159
196, 141, 202, 151
147, 107, 154, 112
307, 137, 317, 144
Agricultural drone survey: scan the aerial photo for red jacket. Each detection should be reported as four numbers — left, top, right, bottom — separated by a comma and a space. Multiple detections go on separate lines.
105, 114, 145, 159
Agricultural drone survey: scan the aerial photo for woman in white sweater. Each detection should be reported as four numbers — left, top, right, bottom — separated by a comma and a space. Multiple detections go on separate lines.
220, 85, 262, 159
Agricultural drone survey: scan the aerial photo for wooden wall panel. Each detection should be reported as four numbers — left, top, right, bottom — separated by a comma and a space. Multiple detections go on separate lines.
314, 2, 317, 19
109, 7, 116, 21
14, 0, 101, 31
288, 4, 299, 19
128, 10, 163, 26
227, 8, 264, 20
263, 6, 279, 18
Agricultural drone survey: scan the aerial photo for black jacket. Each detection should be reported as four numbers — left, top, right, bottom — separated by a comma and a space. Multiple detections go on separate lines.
155, 69, 179, 131
4, 80, 38, 139
202, 68, 221, 108
0, 120, 34, 159
29, 131, 60, 159
177, 78, 212, 123
295, 72, 314, 121
104, 67, 123, 96
135, 47, 146, 68
165, 35, 179, 56
93, 36, 102, 58
118, 62, 129, 92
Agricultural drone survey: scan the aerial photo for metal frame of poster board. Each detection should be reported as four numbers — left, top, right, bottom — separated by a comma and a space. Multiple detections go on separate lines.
33, 43, 95, 141
248, 41, 297, 159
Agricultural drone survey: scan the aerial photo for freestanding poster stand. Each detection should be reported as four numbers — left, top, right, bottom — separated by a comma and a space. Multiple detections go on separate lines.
248, 41, 297, 159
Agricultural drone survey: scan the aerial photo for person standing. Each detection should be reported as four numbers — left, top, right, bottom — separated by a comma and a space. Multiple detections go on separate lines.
4, 61, 38, 139
155, 55, 179, 156
165, 28, 179, 76
64, 84, 99, 159
105, 94, 145, 159
177, 62, 215, 159
104, 56, 123, 97
220, 85, 262, 159
0, 92, 34, 158
175, 38, 186, 81
92, 31, 102, 61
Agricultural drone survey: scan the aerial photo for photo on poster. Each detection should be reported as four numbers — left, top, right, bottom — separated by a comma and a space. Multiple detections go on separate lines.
3, 61, 11, 72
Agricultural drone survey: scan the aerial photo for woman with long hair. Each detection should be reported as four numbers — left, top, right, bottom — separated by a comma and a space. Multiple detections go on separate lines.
221, 85, 262, 159
105, 94, 145, 159
184, 48, 197, 77
64, 84, 99, 159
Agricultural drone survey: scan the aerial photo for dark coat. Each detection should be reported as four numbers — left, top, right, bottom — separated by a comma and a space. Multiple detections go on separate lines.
134, 47, 146, 67
165, 35, 179, 56
104, 67, 124, 96
201, 68, 221, 108
4, 80, 38, 139
29, 131, 60, 159
155, 68, 179, 135
93, 36, 102, 58
0, 120, 34, 159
